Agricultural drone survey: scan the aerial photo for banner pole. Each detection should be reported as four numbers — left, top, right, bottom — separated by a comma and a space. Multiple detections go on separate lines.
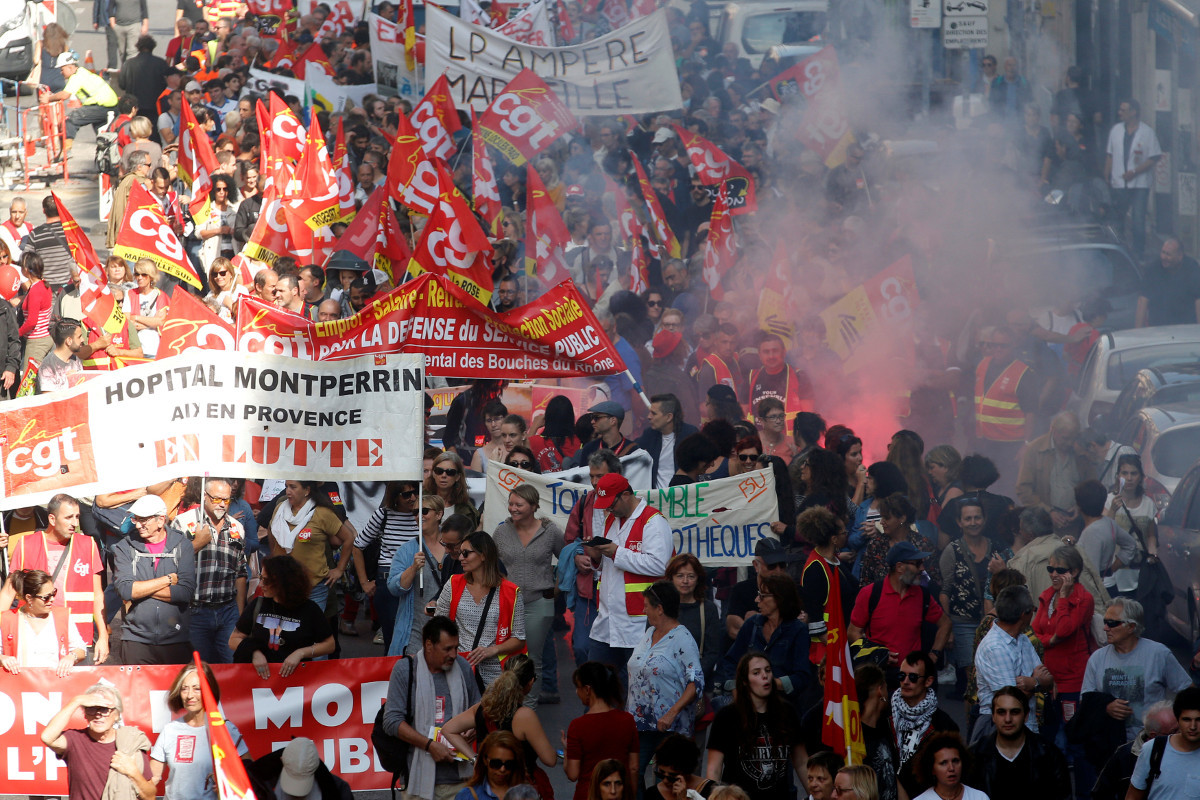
624, 370, 651, 409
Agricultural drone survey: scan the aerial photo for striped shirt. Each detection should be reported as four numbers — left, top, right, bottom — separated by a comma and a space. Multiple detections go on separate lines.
436, 580, 527, 686
30, 222, 75, 288
353, 507, 419, 570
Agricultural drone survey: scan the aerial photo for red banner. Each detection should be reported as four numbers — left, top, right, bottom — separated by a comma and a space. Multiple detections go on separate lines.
477, 69, 577, 166
0, 659, 398, 795
236, 272, 626, 377
158, 288, 237, 357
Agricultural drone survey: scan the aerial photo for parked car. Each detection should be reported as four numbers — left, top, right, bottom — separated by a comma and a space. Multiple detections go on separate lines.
714, 1, 828, 67
1114, 402, 1200, 499
1150, 459, 1200, 643
0, 0, 39, 82
1071, 325, 1200, 428
1099, 363, 1200, 437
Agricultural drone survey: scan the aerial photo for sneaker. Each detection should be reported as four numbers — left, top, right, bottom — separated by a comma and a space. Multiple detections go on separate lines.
373, 630, 384, 645
339, 620, 358, 636
539, 692, 560, 705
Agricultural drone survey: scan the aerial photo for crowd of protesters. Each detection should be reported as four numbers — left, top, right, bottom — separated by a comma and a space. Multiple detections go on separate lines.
2, 1, 1200, 800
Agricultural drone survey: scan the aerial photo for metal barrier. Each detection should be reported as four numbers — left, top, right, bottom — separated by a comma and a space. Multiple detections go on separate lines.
0, 82, 71, 189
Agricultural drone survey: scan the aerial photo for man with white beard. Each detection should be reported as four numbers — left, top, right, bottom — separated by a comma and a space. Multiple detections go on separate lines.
174, 477, 247, 664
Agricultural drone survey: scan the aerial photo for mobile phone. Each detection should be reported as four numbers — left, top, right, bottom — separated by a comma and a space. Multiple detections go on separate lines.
584, 537, 614, 548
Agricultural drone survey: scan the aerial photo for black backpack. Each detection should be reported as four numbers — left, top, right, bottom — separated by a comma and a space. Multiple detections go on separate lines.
94, 117, 129, 178
372, 655, 414, 800
1143, 735, 1169, 795
866, 578, 938, 652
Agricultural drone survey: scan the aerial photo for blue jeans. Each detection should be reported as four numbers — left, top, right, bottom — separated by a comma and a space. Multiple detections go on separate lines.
573, 595, 599, 666
541, 621, 558, 696
310, 581, 329, 612
374, 566, 399, 651
1112, 187, 1150, 256
190, 601, 240, 664
587, 638, 634, 695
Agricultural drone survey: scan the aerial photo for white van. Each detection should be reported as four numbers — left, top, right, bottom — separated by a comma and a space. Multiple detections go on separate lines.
715, 0, 828, 67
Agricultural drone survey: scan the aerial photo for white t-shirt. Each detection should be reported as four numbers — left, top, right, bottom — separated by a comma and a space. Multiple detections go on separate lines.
915, 788, 990, 800
151, 718, 248, 800
656, 431, 676, 489
1106, 121, 1163, 190
9, 611, 87, 666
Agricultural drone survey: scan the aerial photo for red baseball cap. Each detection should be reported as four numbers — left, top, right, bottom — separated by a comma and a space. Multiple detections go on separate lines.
652, 329, 683, 358
593, 473, 631, 509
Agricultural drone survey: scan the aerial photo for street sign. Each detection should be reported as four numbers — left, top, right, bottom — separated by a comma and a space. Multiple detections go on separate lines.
911, 0, 941, 28
943, 0, 988, 15
943, 15, 988, 48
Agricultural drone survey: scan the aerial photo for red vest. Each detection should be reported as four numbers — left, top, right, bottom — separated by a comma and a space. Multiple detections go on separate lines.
702, 354, 739, 400
974, 357, 1032, 442
1, 606, 73, 659
13, 533, 97, 644
126, 287, 169, 317
605, 504, 670, 616
748, 365, 810, 421
448, 575, 527, 662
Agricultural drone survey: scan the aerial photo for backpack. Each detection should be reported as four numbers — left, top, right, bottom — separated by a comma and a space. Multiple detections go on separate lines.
866, 578, 938, 651
371, 655, 414, 800
95, 130, 122, 178
1143, 734, 1168, 796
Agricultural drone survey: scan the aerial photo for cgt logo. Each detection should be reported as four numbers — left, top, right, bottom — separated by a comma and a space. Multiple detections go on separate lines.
2, 395, 97, 493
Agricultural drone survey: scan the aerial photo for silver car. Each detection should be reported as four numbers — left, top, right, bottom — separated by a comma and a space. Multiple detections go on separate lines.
1115, 402, 1200, 501
1072, 325, 1200, 429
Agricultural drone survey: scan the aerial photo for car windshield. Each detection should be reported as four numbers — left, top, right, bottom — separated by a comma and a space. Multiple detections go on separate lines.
741, 11, 826, 54
1152, 425, 1200, 478
1107, 344, 1200, 390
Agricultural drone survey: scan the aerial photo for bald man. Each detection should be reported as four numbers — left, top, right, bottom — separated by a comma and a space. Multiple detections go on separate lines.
0, 198, 32, 257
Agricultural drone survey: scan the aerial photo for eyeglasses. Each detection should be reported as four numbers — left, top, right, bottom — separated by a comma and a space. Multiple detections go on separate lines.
132, 516, 158, 525
421, 508, 436, 516
33, 589, 58, 602
1046, 565, 1070, 575
212, 270, 230, 277
1103, 618, 1132, 628
488, 759, 519, 771
433, 467, 460, 477
737, 453, 760, 462
508, 460, 534, 469
205, 493, 231, 505
83, 706, 115, 716
655, 771, 684, 784
756, 590, 773, 598
438, 539, 461, 549
647, 299, 662, 307
899, 670, 925, 684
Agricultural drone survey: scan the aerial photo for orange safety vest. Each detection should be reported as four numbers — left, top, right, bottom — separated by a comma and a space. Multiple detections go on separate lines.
12, 533, 97, 644
604, 504, 671, 617
448, 575, 527, 662
702, 354, 740, 401
974, 356, 1032, 442
1, 606, 74, 659
748, 365, 810, 422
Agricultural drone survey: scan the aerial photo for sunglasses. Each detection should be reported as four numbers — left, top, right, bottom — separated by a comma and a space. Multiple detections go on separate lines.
33, 589, 58, 602
457, 549, 478, 559
1103, 618, 1131, 628
737, 453, 760, 462
205, 493, 231, 505
212, 270, 230, 277
421, 508, 436, 516
488, 759, 519, 771
397, 490, 417, 499
508, 460, 534, 469
655, 771, 684, 784
647, 299, 662, 307
899, 670, 925, 684
433, 467, 460, 477
83, 706, 115, 716
1046, 565, 1071, 575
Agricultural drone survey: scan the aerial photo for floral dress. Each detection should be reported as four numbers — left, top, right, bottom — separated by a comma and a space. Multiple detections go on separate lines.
626, 624, 704, 735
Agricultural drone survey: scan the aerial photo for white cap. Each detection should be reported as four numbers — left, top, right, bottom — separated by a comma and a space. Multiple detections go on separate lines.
279, 738, 320, 796
128, 494, 168, 518
652, 127, 676, 144
370, 268, 390, 286
56, 52, 79, 69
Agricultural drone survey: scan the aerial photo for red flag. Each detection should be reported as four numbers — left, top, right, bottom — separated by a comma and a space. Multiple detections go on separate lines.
194, 654, 258, 800
255, 99, 273, 176
292, 42, 333, 79
179, 101, 220, 217
283, 117, 342, 230
112, 182, 204, 289
78, 271, 128, 336
700, 185, 736, 301
409, 171, 494, 304
268, 37, 297, 69
615, 190, 650, 294
377, 196, 413, 280
333, 186, 411, 279
241, 184, 294, 266
477, 69, 577, 166
524, 163, 571, 287
770, 46, 855, 167
631, 154, 682, 259
331, 117, 357, 222
52, 192, 106, 284
402, 0, 416, 69
386, 115, 443, 217
268, 93, 306, 166
471, 110, 502, 234
821, 563, 867, 764
411, 75, 461, 162
672, 124, 757, 215
556, 0, 575, 40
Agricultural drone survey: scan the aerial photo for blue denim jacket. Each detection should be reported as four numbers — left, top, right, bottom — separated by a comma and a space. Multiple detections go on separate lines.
715, 615, 811, 698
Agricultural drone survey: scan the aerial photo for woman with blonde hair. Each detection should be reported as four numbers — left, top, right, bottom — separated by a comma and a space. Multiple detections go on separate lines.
205, 256, 245, 321
151, 661, 249, 799
833, 765, 880, 800
387, 493, 449, 656
123, 259, 170, 357
121, 117, 163, 173
493, 485, 565, 706
443, 654, 558, 799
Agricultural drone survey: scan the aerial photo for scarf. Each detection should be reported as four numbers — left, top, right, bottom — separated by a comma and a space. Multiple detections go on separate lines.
891, 687, 938, 765
270, 499, 315, 552
408, 649, 471, 800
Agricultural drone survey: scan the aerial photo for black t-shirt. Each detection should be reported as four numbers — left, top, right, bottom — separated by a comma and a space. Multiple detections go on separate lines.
176, 0, 203, 22
233, 596, 333, 663
1139, 256, 1200, 326
862, 722, 901, 800
709, 705, 801, 800
727, 577, 759, 621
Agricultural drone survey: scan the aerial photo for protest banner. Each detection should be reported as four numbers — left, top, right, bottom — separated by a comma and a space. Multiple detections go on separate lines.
307, 70, 379, 112
0, 351, 425, 510
427, 382, 591, 421
425, 5, 683, 114
818, 255, 920, 373
368, 12, 423, 101
246, 67, 307, 103
236, 272, 627, 379
0, 659, 398, 795
483, 463, 776, 565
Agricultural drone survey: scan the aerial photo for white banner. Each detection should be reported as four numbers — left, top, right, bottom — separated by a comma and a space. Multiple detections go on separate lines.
368, 12, 423, 102
425, 5, 684, 115
307, 70, 380, 112
246, 67, 306, 101
0, 352, 425, 510
483, 462, 778, 566
496, 0, 555, 46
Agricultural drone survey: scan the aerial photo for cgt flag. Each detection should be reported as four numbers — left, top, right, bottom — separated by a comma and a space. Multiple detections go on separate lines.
194, 653, 257, 800
283, 116, 343, 230
411, 75, 462, 162
524, 162, 571, 287
78, 272, 128, 336
471, 110, 502, 234
330, 117, 357, 223
672, 124, 757, 215
52, 192, 106, 284
409, 170, 494, 304
701, 184, 736, 301
631, 154, 681, 259
112, 182, 204, 289
477, 69, 577, 166
179, 101, 219, 218
770, 46, 854, 167
158, 289, 236, 358
386, 113, 444, 218
821, 558, 866, 764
